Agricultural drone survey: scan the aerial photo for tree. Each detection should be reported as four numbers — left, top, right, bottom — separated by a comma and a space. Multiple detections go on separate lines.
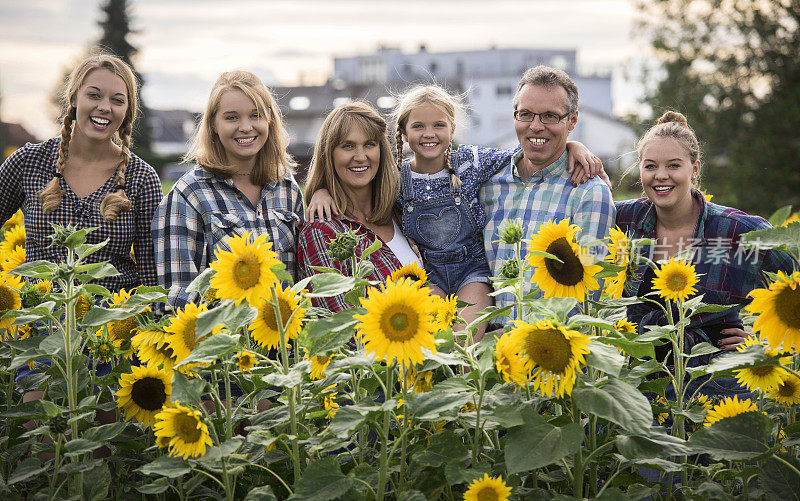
97, 0, 152, 153
635, 0, 800, 216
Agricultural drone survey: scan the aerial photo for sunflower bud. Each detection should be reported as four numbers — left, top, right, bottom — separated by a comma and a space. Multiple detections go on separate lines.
499, 219, 524, 245
21, 289, 44, 308
500, 258, 519, 279
47, 413, 69, 435
328, 229, 359, 262
75, 295, 91, 322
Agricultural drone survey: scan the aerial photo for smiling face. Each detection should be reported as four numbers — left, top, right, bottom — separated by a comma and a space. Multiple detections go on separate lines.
72, 68, 129, 143
332, 124, 381, 199
639, 136, 701, 210
403, 103, 455, 170
212, 89, 269, 171
514, 84, 577, 174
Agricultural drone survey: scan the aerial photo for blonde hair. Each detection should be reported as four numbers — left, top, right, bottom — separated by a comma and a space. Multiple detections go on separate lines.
392, 85, 464, 189
305, 101, 399, 225
40, 52, 138, 220
637, 111, 702, 188
184, 70, 295, 184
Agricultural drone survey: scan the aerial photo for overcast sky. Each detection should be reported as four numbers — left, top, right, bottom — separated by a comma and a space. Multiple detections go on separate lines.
0, 0, 651, 139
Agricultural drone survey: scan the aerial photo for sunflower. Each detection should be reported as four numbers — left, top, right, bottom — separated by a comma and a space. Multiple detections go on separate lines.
1, 209, 23, 233
604, 227, 632, 298
400, 365, 435, 393
116, 365, 172, 427
34, 280, 52, 295
526, 218, 601, 302
322, 384, 339, 419
495, 332, 530, 388
704, 395, 761, 426
105, 289, 142, 358
781, 212, 799, 227
767, 373, 800, 406
164, 302, 221, 370
1, 225, 25, 254
748, 271, 800, 350
463, 473, 512, 501
250, 284, 304, 349
431, 294, 458, 332
0, 273, 23, 329
2, 322, 31, 342
308, 353, 332, 380
389, 262, 428, 286
653, 395, 670, 424
74, 294, 92, 323
2, 246, 25, 273
155, 434, 170, 449
210, 232, 281, 306
508, 319, 592, 398
651, 258, 699, 302
355, 278, 438, 366
133, 328, 178, 371
733, 337, 791, 392
236, 351, 258, 372
614, 318, 638, 335
153, 404, 213, 459
700, 190, 714, 202
88, 331, 120, 363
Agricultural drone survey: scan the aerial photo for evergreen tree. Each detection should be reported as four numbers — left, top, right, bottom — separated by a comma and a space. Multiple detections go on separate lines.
97, 0, 152, 153
635, 0, 800, 216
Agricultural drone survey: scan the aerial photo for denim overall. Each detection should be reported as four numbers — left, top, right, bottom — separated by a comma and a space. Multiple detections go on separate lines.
399, 161, 491, 294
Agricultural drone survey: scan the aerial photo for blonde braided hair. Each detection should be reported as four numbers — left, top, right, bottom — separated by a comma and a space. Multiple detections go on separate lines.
39, 107, 76, 212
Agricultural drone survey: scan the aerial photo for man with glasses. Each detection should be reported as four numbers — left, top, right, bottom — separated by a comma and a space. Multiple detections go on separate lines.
480, 65, 615, 319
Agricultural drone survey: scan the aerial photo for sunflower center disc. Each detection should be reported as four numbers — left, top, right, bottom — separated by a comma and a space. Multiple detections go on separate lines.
477, 487, 499, 501
233, 255, 261, 289
131, 377, 167, 411
0, 285, 17, 311
182, 318, 198, 349
778, 379, 798, 398
175, 413, 202, 443
525, 328, 572, 373
751, 365, 777, 377
774, 285, 800, 329
544, 237, 584, 286
666, 272, 688, 291
113, 317, 138, 342
262, 298, 292, 331
381, 305, 419, 342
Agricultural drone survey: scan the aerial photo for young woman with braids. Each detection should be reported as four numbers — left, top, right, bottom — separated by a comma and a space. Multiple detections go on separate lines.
307, 85, 604, 337
0, 53, 162, 291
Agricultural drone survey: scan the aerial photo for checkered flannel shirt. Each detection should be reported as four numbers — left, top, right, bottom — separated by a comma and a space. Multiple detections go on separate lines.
152, 165, 304, 309
297, 217, 403, 313
480, 149, 616, 319
615, 191, 798, 312
0, 138, 162, 290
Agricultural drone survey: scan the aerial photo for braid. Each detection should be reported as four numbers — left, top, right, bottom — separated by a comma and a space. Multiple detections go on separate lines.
444, 143, 461, 190
394, 128, 405, 169
99, 121, 133, 221
40, 108, 75, 212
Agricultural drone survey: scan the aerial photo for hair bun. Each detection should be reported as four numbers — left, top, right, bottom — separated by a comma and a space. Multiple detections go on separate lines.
657, 111, 688, 127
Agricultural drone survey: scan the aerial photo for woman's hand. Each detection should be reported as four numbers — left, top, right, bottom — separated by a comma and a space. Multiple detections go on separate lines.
717, 328, 750, 351
307, 188, 338, 222
566, 141, 611, 189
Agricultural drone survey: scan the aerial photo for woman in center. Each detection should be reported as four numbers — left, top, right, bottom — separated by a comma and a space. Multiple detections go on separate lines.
297, 102, 419, 312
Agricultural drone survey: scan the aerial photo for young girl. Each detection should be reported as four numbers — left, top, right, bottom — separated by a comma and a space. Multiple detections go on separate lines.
0, 53, 162, 291
152, 70, 304, 310
309, 85, 604, 337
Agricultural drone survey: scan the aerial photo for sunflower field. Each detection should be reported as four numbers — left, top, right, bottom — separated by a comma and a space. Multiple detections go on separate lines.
1, 207, 800, 500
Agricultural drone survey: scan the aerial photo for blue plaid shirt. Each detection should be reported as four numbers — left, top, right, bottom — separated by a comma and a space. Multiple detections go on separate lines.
616, 192, 797, 324
480, 149, 615, 317
152, 165, 304, 309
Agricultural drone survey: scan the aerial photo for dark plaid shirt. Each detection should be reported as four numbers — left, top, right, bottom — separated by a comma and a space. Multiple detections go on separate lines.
0, 138, 162, 291
297, 217, 404, 313
152, 165, 304, 309
615, 191, 797, 346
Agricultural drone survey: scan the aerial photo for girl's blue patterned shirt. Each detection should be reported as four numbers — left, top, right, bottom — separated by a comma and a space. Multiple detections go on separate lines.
151, 164, 304, 310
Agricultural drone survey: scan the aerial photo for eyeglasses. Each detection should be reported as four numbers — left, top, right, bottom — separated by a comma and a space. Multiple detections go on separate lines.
513, 110, 571, 124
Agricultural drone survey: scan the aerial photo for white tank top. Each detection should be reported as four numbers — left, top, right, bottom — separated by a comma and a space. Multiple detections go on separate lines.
385, 219, 420, 266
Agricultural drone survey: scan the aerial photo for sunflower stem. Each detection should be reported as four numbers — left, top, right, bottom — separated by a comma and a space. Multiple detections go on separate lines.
471, 373, 486, 466
399, 364, 408, 491
376, 362, 394, 500
223, 363, 233, 441
270, 285, 301, 485
571, 400, 584, 498
514, 240, 525, 322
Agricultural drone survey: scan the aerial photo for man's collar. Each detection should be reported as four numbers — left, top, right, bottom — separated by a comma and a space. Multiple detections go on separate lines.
512, 149, 568, 181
